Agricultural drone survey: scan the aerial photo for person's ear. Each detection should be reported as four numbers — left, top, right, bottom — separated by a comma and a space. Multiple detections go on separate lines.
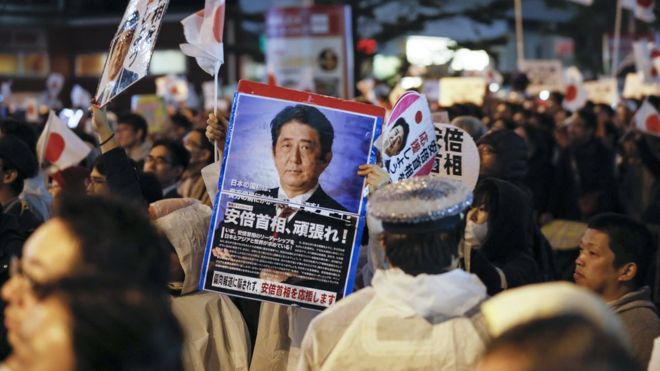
618, 263, 637, 284
2, 169, 17, 185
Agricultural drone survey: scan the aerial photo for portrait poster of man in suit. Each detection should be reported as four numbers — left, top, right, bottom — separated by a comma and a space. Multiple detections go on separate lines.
201, 81, 383, 310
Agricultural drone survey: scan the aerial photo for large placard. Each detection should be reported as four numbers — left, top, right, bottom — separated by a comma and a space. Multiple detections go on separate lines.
266, 5, 353, 99
518, 59, 563, 95
200, 81, 383, 310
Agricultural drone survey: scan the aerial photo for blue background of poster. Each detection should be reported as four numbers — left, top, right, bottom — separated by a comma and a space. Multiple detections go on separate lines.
221, 94, 375, 214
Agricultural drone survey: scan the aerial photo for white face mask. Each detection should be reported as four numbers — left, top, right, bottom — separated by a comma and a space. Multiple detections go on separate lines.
465, 220, 489, 247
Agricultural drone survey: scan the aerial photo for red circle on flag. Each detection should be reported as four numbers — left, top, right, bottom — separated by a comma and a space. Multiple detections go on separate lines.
638, 0, 652, 7
415, 111, 423, 123
651, 49, 660, 59
646, 114, 660, 133
45, 133, 65, 163
213, 6, 224, 43
565, 85, 577, 101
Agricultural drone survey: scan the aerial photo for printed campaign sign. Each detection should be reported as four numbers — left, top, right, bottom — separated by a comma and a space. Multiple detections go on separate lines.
623, 72, 660, 99
382, 91, 437, 182
130, 95, 170, 134
518, 59, 564, 95
95, 0, 169, 107
200, 80, 384, 310
584, 78, 618, 106
439, 77, 487, 107
431, 123, 480, 191
266, 5, 354, 99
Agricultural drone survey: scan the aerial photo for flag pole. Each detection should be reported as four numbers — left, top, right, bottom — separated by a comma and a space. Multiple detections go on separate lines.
514, 0, 524, 67
39, 111, 53, 165
612, 0, 623, 77
213, 61, 220, 163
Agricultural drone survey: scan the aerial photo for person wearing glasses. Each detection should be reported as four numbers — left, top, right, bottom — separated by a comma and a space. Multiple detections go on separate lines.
143, 140, 190, 199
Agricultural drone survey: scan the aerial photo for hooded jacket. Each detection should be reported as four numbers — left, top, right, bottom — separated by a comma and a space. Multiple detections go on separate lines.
155, 200, 251, 371
462, 178, 541, 295
608, 286, 660, 367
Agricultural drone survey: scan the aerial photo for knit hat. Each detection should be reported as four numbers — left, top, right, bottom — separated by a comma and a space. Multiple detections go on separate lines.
477, 129, 528, 181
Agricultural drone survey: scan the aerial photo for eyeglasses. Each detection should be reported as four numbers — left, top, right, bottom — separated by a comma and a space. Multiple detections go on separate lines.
145, 155, 172, 166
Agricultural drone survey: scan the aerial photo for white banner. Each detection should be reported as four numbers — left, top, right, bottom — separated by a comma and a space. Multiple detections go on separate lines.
519, 59, 564, 95
439, 77, 486, 107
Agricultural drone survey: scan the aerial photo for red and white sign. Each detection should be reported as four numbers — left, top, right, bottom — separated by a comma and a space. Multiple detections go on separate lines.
633, 41, 660, 84
634, 99, 660, 137
382, 91, 437, 182
562, 67, 587, 112
266, 5, 354, 98
37, 111, 91, 173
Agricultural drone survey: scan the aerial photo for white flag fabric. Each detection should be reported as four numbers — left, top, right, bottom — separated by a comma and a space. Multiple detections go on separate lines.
37, 111, 91, 173
567, 0, 593, 5
633, 41, 660, 84
635, 0, 656, 22
562, 67, 587, 112
179, 0, 225, 76
634, 99, 660, 137
622, 0, 656, 22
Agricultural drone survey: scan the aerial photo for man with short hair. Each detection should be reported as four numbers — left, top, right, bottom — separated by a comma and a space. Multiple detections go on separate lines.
0, 136, 42, 236
116, 113, 151, 164
574, 213, 660, 366
265, 104, 345, 211
143, 139, 189, 199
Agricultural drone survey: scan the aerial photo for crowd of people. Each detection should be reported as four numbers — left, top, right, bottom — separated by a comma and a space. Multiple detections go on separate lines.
0, 79, 659, 371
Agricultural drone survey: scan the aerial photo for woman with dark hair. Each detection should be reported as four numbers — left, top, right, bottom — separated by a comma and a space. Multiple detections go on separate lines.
461, 177, 541, 295
383, 117, 410, 157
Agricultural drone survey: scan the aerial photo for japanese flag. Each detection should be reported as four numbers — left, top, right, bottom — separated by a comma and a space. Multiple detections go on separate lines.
623, 0, 656, 22
562, 67, 588, 112
633, 41, 660, 84
37, 111, 91, 173
635, 0, 656, 22
179, 0, 225, 76
634, 99, 660, 137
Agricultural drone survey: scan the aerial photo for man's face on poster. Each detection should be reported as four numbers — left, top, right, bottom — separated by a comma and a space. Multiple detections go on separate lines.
107, 29, 135, 81
273, 121, 331, 197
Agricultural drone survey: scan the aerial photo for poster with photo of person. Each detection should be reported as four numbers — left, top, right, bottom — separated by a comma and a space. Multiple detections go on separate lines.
200, 80, 384, 310
382, 91, 438, 182
95, 0, 169, 107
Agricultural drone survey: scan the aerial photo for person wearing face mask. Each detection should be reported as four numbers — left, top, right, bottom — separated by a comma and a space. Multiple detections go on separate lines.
461, 177, 542, 296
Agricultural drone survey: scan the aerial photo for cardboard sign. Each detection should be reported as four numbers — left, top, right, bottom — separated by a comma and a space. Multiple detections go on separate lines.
623, 72, 660, 99
266, 5, 354, 99
439, 77, 486, 107
130, 95, 170, 134
382, 91, 437, 182
200, 80, 384, 310
431, 123, 480, 191
584, 78, 618, 106
95, 0, 169, 107
518, 59, 564, 95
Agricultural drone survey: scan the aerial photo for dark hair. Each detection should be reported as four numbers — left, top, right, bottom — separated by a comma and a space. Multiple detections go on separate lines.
587, 213, 655, 288
0, 136, 38, 195
483, 314, 641, 371
193, 128, 214, 155
170, 113, 193, 131
0, 119, 37, 156
118, 113, 148, 143
41, 278, 183, 371
139, 171, 163, 204
382, 226, 462, 276
576, 107, 597, 132
152, 139, 190, 170
54, 194, 170, 290
391, 117, 410, 146
270, 105, 334, 159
